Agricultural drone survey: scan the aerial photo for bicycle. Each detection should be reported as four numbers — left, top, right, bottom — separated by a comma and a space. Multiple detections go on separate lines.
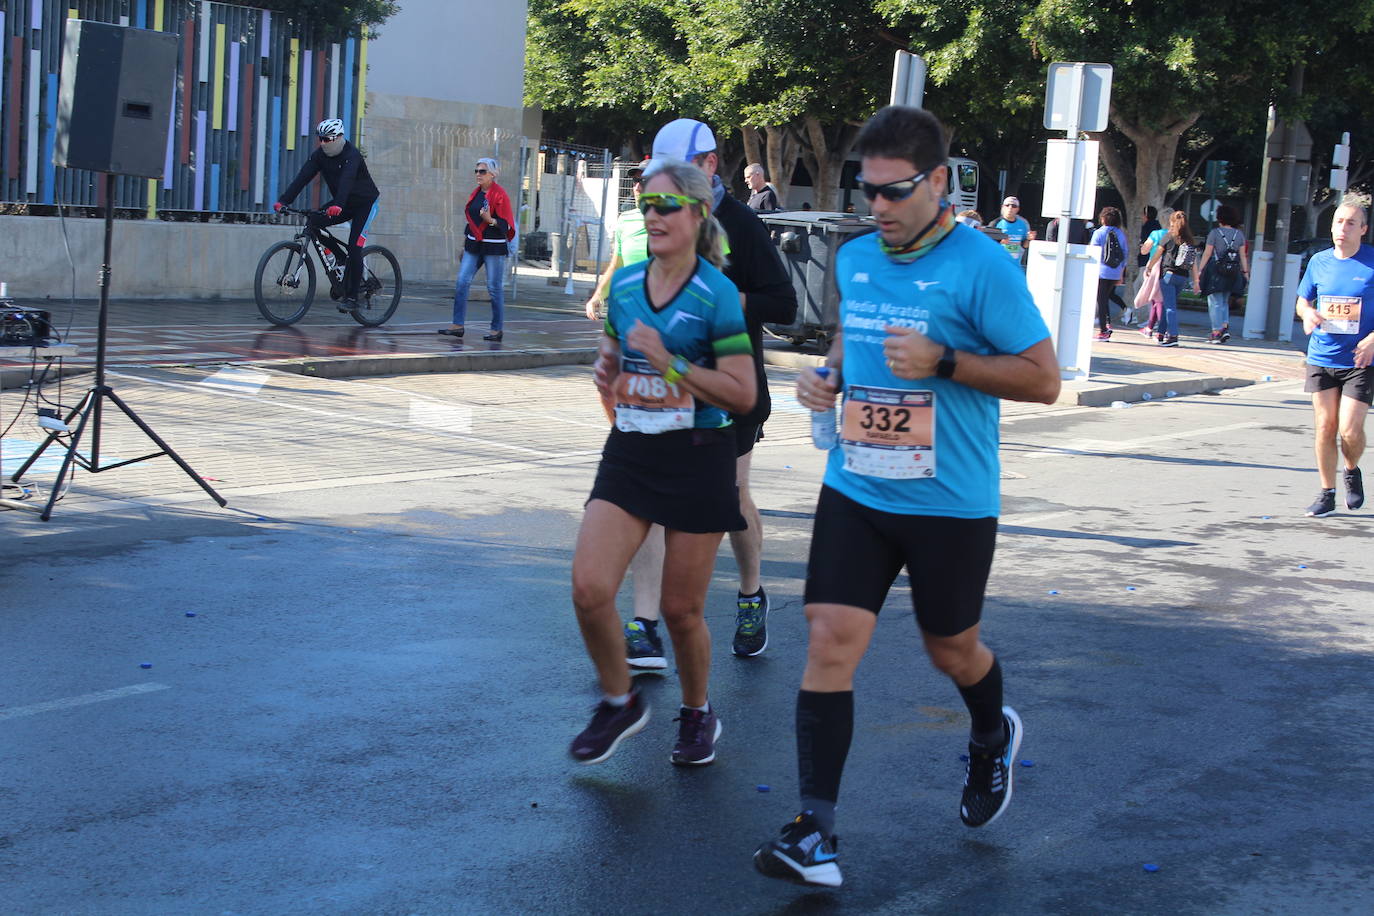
254, 207, 403, 327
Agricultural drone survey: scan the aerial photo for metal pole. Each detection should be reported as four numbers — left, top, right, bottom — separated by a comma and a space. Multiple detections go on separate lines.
1265, 64, 1304, 340
591, 148, 611, 292
510, 136, 528, 300
90, 171, 116, 466
1051, 64, 1084, 362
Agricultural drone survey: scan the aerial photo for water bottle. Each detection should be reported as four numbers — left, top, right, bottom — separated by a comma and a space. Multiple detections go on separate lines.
810, 367, 838, 450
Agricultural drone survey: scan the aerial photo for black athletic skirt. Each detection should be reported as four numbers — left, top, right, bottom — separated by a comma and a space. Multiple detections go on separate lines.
588, 426, 745, 533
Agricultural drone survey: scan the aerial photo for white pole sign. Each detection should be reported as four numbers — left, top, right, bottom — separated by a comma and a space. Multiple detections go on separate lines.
890, 51, 927, 108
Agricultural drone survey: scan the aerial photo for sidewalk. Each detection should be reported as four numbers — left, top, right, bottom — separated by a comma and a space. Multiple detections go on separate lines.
2, 265, 1307, 405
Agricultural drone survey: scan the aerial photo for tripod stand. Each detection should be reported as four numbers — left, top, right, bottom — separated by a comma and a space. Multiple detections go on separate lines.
9, 173, 227, 521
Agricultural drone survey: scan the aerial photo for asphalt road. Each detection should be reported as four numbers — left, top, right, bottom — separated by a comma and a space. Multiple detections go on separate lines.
2, 366, 1372, 914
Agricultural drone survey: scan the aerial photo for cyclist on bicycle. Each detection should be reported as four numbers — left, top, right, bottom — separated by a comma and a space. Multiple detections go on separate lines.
274, 118, 380, 310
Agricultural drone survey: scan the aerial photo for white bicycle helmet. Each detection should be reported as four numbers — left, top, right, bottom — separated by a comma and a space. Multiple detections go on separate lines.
317, 118, 344, 139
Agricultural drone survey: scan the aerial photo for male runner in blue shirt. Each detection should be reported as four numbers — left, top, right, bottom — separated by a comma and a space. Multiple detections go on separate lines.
753, 105, 1061, 888
1295, 197, 1374, 517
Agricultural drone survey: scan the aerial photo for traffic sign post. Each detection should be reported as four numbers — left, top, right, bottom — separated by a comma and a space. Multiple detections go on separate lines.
1034, 62, 1112, 378
890, 51, 927, 108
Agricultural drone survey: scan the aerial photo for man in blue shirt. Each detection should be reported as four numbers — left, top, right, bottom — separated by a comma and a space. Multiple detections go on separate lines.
1295, 198, 1374, 517
991, 195, 1034, 265
753, 106, 1060, 889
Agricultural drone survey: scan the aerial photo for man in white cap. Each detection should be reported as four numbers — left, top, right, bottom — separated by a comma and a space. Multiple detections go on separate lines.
991, 196, 1034, 265
616, 118, 798, 676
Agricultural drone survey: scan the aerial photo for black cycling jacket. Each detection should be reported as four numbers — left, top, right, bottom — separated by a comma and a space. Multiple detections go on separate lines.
277, 141, 379, 211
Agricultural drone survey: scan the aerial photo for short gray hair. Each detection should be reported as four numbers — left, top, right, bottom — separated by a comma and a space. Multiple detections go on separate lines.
744, 162, 765, 178
476, 157, 499, 177
1338, 193, 1369, 226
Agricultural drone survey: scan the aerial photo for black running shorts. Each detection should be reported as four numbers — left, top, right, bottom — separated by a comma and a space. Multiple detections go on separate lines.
1304, 364, 1374, 404
733, 419, 764, 457
803, 485, 998, 637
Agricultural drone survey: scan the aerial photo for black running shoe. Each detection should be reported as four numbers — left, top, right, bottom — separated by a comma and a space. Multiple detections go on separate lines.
670, 706, 722, 766
960, 706, 1023, 828
569, 689, 649, 765
1345, 467, 1364, 510
732, 589, 769, 657
624, 618, 667, 671
1306, 489, 1337, 518
754, 810, 842, 887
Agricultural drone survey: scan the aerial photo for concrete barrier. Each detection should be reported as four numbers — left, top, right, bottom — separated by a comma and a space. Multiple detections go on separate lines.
0, 216, 300, 300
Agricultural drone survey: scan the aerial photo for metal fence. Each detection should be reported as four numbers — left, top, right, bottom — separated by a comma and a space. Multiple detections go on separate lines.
518, 139, 616, 287
1, 0, 367, 216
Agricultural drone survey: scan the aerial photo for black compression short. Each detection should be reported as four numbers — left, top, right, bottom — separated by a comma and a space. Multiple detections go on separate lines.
803, 485, 997, 637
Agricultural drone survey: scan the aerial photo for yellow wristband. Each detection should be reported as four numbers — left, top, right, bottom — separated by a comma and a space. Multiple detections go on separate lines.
663, 355, 691, 385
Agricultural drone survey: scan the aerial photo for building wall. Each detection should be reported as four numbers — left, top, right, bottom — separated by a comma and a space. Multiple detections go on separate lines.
0, 0, 535, 296
360, 1, 532, 284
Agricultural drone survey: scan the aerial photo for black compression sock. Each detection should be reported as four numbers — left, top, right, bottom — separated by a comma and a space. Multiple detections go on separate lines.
957, 657, 1007, 747
796, 689, 853, 836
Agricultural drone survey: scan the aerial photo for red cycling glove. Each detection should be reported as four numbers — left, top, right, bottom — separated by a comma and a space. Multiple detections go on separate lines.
325, 205, 342, 218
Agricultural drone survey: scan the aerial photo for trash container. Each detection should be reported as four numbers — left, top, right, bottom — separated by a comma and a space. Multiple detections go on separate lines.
759, 211, 874, 352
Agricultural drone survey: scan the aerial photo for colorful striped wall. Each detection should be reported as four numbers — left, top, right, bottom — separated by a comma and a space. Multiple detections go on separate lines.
0, 0, 368, 215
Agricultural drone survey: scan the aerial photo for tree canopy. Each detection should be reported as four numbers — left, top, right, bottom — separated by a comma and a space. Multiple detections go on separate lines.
526, 0, 1374, 227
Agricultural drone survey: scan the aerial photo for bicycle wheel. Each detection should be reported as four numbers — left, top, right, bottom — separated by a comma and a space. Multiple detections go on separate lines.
255, 240, 316, 326
349, 245, 403, 327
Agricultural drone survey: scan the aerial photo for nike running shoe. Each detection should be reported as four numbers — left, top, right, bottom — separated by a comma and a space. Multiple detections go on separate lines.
754, 810, 842, 887
1345, 467, 1364, 510
1159, 336, 1179, 347
569, 689, 649, 765
960, 706, 1023, 828
670, 706, 721, 766
1306, 489, 1337, 518
624, 618, 667, 671
732, 589, 769, 657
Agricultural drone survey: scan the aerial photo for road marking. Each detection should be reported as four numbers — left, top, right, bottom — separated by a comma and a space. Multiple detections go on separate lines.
200, 367, 271, 395
109, 370, 555, 458
0, 682, 171, 722
1021, 421, 1263, 459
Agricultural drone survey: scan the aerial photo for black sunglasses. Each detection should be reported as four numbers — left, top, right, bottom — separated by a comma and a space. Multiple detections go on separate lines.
474, 168, 489, 175
856, 169, 931, 202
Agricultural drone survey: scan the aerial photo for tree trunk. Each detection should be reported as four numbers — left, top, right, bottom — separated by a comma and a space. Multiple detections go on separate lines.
1094, 108, 1200, 287
763, 126, 797, 206
795, 117, 859, 211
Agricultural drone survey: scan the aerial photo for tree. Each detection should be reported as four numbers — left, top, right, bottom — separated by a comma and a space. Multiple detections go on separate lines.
255, 1, 399, 39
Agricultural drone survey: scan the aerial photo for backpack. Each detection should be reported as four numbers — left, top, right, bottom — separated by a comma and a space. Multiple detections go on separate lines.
1103, 228, 1125, 269
1213, 229, 1241, 279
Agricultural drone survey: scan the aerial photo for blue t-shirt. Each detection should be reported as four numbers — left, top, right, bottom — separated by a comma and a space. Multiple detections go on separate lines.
605, 256, 752, 429
1297, 245, 1374, 368
1091, 225, 1129, 281
826, 225, 1051, 518
992, 216, 1030, 261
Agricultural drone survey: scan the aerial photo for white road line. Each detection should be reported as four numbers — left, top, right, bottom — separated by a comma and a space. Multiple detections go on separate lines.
108, 370, 556, 458
1022, 420, 1263, 459
0, 683, 171, 722
200, 367, 271, 395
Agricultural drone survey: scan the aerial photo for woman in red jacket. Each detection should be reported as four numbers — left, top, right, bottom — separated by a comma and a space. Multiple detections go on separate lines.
439, 157, 515, 341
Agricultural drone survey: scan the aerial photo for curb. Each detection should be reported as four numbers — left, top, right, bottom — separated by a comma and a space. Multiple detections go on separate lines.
248, 347, 599, 379
1059, 375, 1254, 407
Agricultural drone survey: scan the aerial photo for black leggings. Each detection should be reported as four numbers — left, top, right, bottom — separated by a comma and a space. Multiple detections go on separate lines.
1096, 277, 1117, 331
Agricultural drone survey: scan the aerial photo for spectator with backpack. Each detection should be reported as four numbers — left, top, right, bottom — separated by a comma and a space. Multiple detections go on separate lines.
1197, 204, 1251, 343
1144, 210, 1201, 347
1091, 207, 1129, 340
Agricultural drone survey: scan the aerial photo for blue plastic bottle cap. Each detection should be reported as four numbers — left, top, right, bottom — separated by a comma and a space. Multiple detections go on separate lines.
1141, 392, 1152, 400
1021, 759, 1035, 767
140, 663, 152, 669
1143, 863, 1159, 873
1298, 565, 1308, 569
783, 465, 792, 470
1126, 586, 1136, 591
185, 612, 197, 617
1261, 516, 1272, 520
1048, 590, 1060, 595
756, 784, 771, 792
